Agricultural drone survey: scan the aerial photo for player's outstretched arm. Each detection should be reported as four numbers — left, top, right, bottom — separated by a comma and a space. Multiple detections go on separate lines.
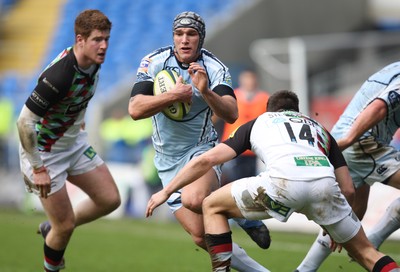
337, 99, 387, 151
145, 143, 236, 217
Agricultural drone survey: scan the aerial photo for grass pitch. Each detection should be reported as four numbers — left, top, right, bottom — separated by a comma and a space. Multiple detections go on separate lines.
0, 208, 398, 271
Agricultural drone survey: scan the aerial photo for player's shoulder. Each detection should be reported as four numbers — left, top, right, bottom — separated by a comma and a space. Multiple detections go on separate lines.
368, 62, 400, 84
144, 46, 174, 61
39, 47, 76, 88
138, 46, 174, 75
200, 48, 228, 68
42, 48, 74, 72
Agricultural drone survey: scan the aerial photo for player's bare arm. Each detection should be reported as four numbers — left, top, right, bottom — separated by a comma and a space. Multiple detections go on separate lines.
145, 143, 236, 217
334, 166, 355, 205
337, 99, 387, 151
16, 105, 51, 198
189, 62, 237, 124
129, 78, 192, 120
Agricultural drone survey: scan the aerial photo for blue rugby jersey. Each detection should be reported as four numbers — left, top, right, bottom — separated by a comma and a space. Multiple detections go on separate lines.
331, 62, 400, 144
133, 46, 233, 157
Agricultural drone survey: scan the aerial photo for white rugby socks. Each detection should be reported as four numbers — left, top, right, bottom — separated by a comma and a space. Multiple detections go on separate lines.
295, 229, 332, 272
367, 198, 400, 249
231, 242, 271, 272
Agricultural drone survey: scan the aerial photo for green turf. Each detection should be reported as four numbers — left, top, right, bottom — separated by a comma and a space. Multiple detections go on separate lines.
0, 208, 398, 271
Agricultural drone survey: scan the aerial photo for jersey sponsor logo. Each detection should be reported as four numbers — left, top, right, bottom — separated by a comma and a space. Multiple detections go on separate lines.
376, 164, 388, 175
294, 156, 330, 167
272, 117, 286, 123
30, 91, 49, 109
65, 96, 92, 115
388, 90, 400, 109
264, 194, 290, 217
224, 74, 232, 87
254, 188, 291, 217
42, 77, 59, 93
317, 238, 330, 248
138, 58, 151, 73
83, 146, 97, 160
228, 127, 239, 138
179, 18, 192, 25
165, 66, 180, 76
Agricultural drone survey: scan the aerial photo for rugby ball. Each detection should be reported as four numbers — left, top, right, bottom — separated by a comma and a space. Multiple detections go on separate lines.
153, 70, 191, 121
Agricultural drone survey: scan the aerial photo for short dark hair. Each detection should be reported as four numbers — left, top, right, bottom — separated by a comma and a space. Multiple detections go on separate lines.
266, 90, 299, 112
74, 9, 112, 39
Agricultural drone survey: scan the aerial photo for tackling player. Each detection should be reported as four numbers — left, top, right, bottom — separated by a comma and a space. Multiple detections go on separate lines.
146, 90, 400, 272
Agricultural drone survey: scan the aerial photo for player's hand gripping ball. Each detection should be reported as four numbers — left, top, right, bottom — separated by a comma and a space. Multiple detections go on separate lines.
153, 70, 191, 121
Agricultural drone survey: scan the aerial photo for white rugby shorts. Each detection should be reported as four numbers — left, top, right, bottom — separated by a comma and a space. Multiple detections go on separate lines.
20, 131, 104, 196
231, 172, 352, 226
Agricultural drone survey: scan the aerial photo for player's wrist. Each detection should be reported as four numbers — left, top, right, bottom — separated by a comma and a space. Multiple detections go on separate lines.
33, 165, 47, 174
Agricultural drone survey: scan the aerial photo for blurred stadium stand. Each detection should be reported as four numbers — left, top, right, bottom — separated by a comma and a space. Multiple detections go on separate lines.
0, 0, 253, 113
0, 0, 256, 212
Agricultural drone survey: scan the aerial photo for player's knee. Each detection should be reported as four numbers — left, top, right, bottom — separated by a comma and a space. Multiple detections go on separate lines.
109, 193, 121, 211
203, 196, 221, 217
181, 193, 203, 213
54, 220, 75, 241
202, 196, 211, 211
192, 235, 206, 249
388, 197, 400, 217
202, 195, 218, 216
102, 191, 121, 213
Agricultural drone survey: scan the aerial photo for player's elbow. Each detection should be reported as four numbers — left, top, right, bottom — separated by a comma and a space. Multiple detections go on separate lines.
128, 104, 145, 121
128, 96, 145, 120
128, 109, 141, 121
16, 115, 25, 131
226, 112, 238, 124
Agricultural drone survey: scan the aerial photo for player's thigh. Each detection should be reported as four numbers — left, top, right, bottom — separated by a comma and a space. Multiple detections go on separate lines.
386, 169, 400, 190
40, 185, 75, 224
67, 163, 119, 201
352, 184, 370, 219
181, 168, 219, 204
306, 178, 352, 226
323, 210, 361, 243
203, 183, 242, 218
